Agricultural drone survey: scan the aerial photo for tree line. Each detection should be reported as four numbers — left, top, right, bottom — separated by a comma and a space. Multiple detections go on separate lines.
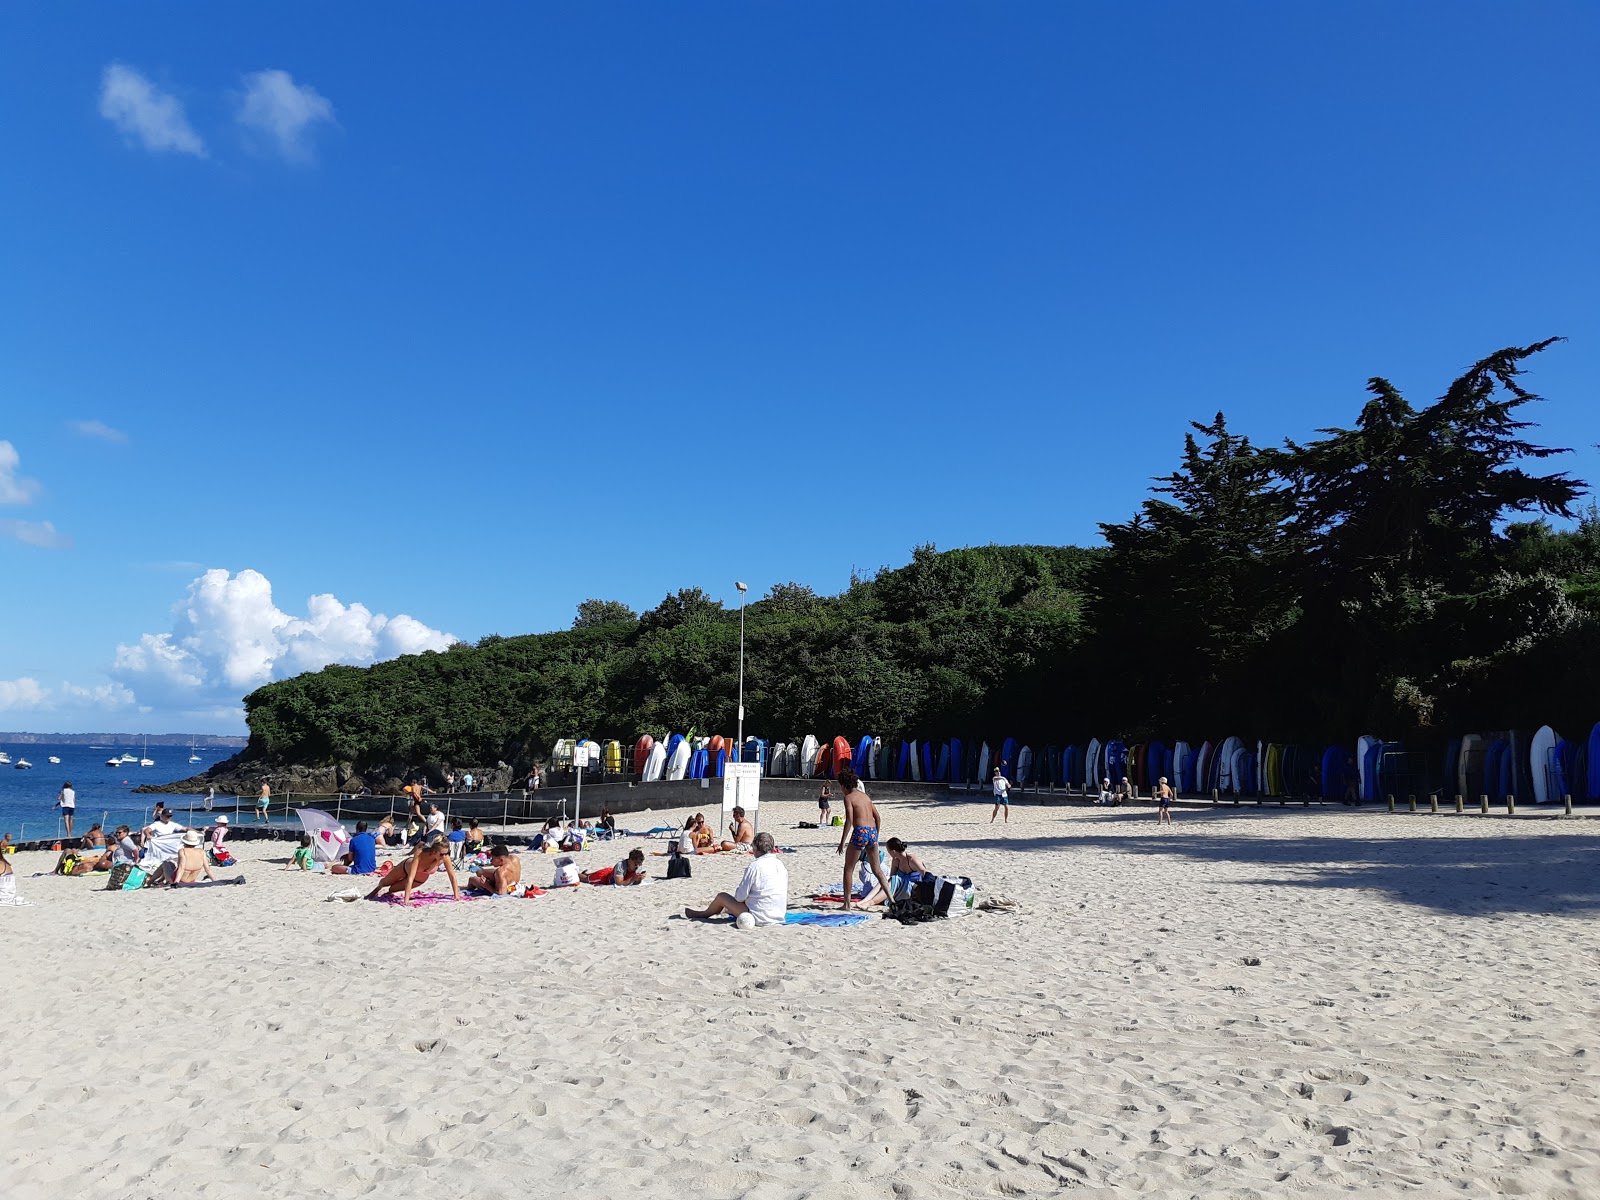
242, 340, 1598, 773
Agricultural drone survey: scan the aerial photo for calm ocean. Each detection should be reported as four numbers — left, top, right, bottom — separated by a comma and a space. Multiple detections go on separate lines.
0, 741, 284, 841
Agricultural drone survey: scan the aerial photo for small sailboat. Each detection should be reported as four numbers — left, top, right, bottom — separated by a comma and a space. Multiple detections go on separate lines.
188, 747, 202, 763
48, 756, 60, 764
139, 735, 154, 768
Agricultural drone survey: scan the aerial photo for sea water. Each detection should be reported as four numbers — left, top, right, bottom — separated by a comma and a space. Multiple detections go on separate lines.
0, 741, 294, 841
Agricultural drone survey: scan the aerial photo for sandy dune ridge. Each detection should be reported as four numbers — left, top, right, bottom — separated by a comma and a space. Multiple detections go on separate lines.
4, 799, 1599, 1198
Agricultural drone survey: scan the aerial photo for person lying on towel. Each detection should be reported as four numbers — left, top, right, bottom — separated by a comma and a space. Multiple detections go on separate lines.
466, 844, 522, 894
581, 848, 649, 886
365, 832, 461, 906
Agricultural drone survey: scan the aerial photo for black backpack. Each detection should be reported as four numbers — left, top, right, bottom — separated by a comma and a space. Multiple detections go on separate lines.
666, 853, 691, 879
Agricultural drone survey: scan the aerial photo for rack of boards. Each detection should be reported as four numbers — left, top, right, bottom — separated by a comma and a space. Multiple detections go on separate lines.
551, 722, 1600, 804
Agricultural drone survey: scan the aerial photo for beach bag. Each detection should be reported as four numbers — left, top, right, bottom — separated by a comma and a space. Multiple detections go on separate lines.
666, 854, 691, 879
119, 866, 148, 891
105, 863, 135, 891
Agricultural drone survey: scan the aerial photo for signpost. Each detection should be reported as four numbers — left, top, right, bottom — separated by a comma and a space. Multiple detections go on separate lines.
572, 742, 590, 826
722, 761, 763, 836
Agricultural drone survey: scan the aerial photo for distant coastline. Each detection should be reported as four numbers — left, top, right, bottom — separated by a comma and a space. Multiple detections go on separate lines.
0, 732, 248, 747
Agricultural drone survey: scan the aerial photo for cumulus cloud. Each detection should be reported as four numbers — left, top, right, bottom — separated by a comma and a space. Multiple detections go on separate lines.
70, 419, 128, 443
111, 569, 454, 710
235, 70, 335, 164
0, 519, 70, 548
0, 441, 40, 505
0, 678, 51, 713
98, 64, 206, 157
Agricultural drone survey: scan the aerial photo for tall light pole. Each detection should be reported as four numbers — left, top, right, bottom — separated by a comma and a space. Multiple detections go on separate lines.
735, 581, 748, 758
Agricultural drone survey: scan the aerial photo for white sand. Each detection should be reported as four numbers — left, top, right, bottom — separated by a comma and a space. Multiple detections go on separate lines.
4, 799, 1600, 1198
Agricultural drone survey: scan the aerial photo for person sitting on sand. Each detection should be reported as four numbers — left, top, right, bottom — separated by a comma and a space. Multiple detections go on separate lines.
685, 831, 786, 924
374, 816, 397, 847
331, 821, 380, 875
82, 823, 107, 849
466, 844, 522, 894
366, 832, 462, 906
425, 804, 446, 837
139, 811, 185, 871
1112, 777, 1131, 806
598, 806, 616, 836
861, 837, 927, 907
171, 830, 218, 884
581, 847, 649, 886
286, 834, 319, 871
720, 806, 754, 852
464, 820, 486, 856
692, 813, 717, 852
54, 843, 113, 875
838, 768, 894, 913
110, 825, 140, 866
0, 844, 28, 907
533, 818, 562, 852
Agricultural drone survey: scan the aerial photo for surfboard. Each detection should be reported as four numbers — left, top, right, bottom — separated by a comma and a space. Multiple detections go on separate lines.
687, 748, 708, 780
786, 742, 800, 777
855, 737, 873, 778
644, 740, 667, 782
1355, 735, 1378, 803
666, 735, 688, 781
1507, 729, 1531, 802
1017, 745, 1033, 787
712, 749, 727, 777
1529, 729, 1555, 803
999, 737, 1018, 779
1589, 724, 1600, 803
1456, 734, 1483, 800
917, 741, 931, 782
799, 735, 819, 779
906, 740, 921, 782
1552, 738, 1573, 802
1081, 739, 1098, 789
1146, 741, 1167, 789
949, 737, 964, 786
1484, 736, 1508, 800
977, 741, 991, 783
935, 742, 950, 782
1441, 738, 1461, 802
832, 736, 852, 778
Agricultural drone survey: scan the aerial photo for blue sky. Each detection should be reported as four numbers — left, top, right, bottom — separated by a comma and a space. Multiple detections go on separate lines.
2, 1, 1596, 733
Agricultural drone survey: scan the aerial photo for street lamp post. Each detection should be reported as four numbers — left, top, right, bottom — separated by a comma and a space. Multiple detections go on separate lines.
735, 581, 748, 757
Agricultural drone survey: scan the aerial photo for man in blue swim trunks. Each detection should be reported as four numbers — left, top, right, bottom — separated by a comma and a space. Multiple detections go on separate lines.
836, 768, 894, 913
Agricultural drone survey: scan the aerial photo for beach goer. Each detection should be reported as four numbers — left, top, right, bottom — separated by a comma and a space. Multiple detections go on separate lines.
527, 767, 541, 791
862, 837, 927, 907
208, 815, 233, 864
55, 843, 113, 876
366, 832, 461, 905
692, 813, 716, 852
287, 834, 319, 871
375, 816, 397, 847
1112, 778, 1131, 806
467, 844, 522, 894
818, 783, 833, 824
837, 768, 894, 913
111, 826, 140, 866
139, 811, 185, 870
0, 833, 11, 856
598, 806, 616, 836
990, 767, 1011, 824
425, 804, 446, 837
462, 771, 475, 792
584, 847, 648, 886
56, 780, 76, 839
464, 820, 485, 856
257, 781, 271, 822
0, 844, 28, 906
1098, 777, 1113, 805
1155, 777, 1174, 825
721, 806, 754, 852
203, 786, 215, 812
172, 831, 217, 884
447, 817, 467, 862
332, 821, 380, 875
445, 771, 456, 793
82, 823, 107, 849
685, 831, 786, 923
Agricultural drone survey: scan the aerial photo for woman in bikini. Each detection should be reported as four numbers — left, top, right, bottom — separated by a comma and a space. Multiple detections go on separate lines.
365, 832, 462, 906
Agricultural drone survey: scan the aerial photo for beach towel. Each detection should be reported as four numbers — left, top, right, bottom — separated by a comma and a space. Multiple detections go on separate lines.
368, 891, 482, 906
784, 911, 870, 927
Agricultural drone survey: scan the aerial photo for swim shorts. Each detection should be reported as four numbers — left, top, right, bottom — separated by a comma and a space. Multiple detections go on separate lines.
850, 826, 878, 851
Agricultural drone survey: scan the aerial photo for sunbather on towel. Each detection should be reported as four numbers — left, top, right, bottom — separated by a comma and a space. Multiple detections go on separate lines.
466, 844, 522, 894
582, 848, 648, 886
366, 832, 461, 906
862, 837, 927, 906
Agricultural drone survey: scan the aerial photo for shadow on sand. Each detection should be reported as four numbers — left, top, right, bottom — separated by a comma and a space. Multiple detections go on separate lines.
931, 808, 1600, 916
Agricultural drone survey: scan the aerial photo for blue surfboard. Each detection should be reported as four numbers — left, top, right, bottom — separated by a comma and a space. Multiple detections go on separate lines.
897, 740, 910, 781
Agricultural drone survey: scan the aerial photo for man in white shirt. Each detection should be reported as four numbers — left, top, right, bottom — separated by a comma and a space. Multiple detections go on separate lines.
56, 781, 77, 839
684, 831, 787, 926
139, 813, 185, 870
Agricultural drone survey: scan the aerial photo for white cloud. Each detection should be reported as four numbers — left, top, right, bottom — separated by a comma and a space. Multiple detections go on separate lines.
0, 441, 40, 505
98, 64, 206, 157
70, 419, 128, 443
110, 568, 454, 710
235, 70, 334, 164
0, 678, 51, 713
0, 519, 69, 548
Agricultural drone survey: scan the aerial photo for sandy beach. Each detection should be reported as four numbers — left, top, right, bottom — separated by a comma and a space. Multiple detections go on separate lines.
4, 798, 1599, 1198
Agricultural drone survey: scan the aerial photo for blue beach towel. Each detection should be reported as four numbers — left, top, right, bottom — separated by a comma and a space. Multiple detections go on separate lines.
785, 911, 870, 927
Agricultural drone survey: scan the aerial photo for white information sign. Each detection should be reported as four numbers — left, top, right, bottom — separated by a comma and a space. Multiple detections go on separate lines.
572, 744, 591, 768
721, 762, 763, 834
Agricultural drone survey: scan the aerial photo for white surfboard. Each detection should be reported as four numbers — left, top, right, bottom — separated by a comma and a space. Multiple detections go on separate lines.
1356, 734, 1379, 803
667, 737, 691, 781
644, 741, 667, 782
799, 734, 818, 778
1173, 741, 1191, 793
1217, 736, 1241, 793
908, 739, 922, 782
977, 741, 991, 782
1530, 725, 1558, 804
